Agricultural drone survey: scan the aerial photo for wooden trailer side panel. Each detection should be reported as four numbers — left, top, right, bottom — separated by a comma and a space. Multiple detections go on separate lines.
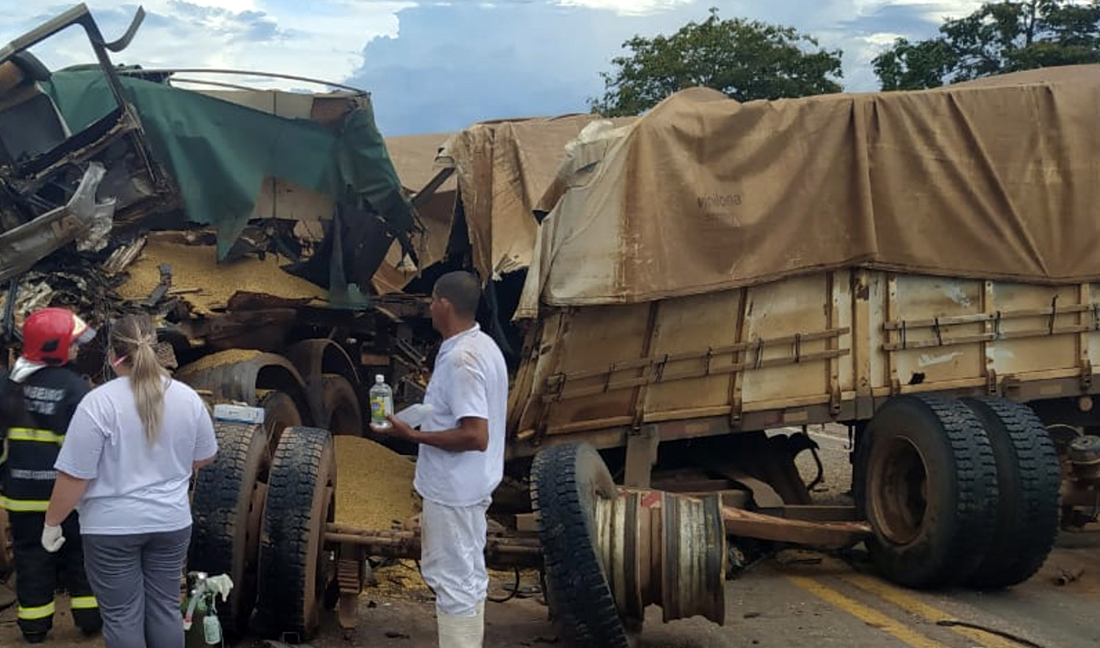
507, 271, 1100, 458
510, 272, 858, 444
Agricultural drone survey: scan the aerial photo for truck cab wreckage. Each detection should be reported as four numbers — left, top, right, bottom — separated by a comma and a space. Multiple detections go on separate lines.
3, 4, 1100, 647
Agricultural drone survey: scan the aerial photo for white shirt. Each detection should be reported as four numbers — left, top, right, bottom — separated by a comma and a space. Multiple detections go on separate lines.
414, 323, 508, 508
55, 377, 218, 535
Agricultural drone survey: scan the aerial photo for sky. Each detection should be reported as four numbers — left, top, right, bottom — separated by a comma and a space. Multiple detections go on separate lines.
0, 1, 987, 136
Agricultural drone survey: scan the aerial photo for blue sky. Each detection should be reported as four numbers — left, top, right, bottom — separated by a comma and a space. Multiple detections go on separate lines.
0, 1, 986, 136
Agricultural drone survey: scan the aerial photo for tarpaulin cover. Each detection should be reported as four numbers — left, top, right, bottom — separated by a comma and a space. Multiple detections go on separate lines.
518, 66, 1100, 316
43, 69, 414, 260
440, 114, 634, 282
379, 132, 457, 290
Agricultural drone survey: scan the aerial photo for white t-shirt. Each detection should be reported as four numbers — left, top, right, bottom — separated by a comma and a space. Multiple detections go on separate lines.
414, 324, 508, 508
55, 377, 218, 535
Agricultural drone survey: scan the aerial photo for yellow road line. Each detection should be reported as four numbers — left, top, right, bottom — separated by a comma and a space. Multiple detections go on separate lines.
843, 574, 1021, 648
785, 575, 947, 648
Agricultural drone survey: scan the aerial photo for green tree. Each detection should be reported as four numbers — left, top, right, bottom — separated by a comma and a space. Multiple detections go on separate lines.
590, 8, 843, 117
874, 0, 1100, 90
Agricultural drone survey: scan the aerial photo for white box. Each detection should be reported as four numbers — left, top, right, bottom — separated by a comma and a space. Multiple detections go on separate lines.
213, 403, 266, 425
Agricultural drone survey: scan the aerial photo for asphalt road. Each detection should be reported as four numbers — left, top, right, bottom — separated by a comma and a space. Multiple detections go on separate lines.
306, 530, 1100, 648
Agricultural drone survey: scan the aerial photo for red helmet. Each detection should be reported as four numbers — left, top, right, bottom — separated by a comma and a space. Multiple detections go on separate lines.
21, 307, 96, 366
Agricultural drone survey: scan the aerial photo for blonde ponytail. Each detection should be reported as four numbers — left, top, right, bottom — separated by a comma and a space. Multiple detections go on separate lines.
110, 314, 168, 443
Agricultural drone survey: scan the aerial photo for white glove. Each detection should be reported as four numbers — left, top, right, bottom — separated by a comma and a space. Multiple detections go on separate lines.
41, 524, 65, 553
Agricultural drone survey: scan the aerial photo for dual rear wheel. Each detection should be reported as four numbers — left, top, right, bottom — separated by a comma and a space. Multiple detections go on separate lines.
861, 394, 1061, 590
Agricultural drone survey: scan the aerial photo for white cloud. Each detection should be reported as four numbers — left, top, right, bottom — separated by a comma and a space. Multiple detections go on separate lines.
0, 0, 1001, 134
1, 1, 411, 92
556, 0, 695, 16
847, 0, 984, 16
182, 0, 259, 10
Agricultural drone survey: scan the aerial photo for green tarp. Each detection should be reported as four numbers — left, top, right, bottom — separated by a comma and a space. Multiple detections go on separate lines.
42, 69, 414, 260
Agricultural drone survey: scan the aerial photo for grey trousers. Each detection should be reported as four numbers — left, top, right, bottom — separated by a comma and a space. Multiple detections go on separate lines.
82, 526, 191, 648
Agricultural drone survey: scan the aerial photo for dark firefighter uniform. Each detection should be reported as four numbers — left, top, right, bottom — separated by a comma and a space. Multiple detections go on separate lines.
0, 307, 101, 641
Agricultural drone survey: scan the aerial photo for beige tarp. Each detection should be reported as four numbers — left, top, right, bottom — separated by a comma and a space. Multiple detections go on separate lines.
439, 114, 635, 282
375, 132, 457, 293
518, 66, 1100, 317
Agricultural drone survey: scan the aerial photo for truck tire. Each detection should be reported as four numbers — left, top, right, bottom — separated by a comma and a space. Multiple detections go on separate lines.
961, 397, 1061, 589
255, 426, 336, 640
189, 422, 270, 638
321, 374, 362, 436
259, 389, 302, 451
530, 443, 629, 648
863, 394, 998, 588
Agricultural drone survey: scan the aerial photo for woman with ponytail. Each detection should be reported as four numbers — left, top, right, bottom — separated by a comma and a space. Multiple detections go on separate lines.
43, 314, 217, 648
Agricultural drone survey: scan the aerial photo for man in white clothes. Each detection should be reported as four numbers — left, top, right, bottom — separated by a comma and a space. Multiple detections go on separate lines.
372, 270, 508, 648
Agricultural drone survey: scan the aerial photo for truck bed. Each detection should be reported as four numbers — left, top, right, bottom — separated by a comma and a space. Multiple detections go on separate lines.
506, 270, 1100, 457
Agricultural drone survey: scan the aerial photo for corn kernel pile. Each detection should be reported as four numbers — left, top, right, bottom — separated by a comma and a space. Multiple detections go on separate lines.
334, 436, 420, 530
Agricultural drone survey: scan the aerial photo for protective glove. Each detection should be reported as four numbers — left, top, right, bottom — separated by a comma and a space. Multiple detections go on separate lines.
41, 524, 65, 553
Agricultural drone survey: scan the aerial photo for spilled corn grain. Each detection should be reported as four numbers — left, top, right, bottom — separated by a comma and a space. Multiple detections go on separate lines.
334, 436, 420, 531
178, 349, 261, 375
116, 238, 326, 313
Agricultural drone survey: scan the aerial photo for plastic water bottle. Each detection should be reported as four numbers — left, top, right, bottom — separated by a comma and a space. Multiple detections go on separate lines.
203, 612, 222, 645
369, 374, 393, 429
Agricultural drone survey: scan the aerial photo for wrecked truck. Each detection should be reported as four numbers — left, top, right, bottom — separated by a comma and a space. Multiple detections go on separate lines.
0, 5, 732, 645
3, 4, 1100, 648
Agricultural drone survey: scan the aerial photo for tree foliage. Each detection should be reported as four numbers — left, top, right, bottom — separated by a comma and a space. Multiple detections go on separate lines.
590, 8, 844, 117
874, 0, 1100, 90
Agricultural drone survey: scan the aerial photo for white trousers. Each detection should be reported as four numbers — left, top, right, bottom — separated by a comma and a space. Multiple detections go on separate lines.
421, 497, 490, 616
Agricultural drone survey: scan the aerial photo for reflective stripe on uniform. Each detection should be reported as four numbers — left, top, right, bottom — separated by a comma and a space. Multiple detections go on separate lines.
6, 428, 63, 444
0, 496, 49, 512
17, 601, 55, 620
70, 595, 99, 610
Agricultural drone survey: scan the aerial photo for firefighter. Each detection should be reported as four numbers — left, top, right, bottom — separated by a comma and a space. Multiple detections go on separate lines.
0, 307, 102, 642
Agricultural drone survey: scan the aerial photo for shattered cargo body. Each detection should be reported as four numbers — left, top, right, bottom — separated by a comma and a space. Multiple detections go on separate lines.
0, 6, 430, 398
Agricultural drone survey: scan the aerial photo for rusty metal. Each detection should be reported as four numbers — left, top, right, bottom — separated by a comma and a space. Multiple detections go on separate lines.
594, 490, 726, 628
1068, 435, 1100, 466
721, 506, 871, 549
623, 426, 659, 488
866, 436, 925, 545
324, 525, 544, 569
755, 505, 861, 523
1061, 436, 1100, 521
335, 542, 362, 631
543, 329, 852, 402
286, 339, 361, 432
177, 351, 313, 426
661, 494, 725, 625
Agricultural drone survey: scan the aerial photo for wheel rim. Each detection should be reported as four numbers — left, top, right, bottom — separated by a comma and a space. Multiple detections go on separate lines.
868, 436, 929, 545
